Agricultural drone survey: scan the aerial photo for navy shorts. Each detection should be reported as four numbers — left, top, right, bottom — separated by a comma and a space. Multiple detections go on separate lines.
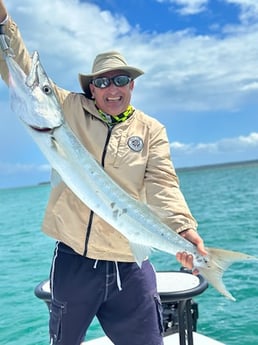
49, 242, 164, 345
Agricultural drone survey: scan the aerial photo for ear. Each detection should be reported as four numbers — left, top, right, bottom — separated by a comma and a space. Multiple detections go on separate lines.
129, 80, 135, 91
89, 83, 95, 98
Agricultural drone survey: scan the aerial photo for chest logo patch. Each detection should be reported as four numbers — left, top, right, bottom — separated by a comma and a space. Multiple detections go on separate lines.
127, 136, 144, 152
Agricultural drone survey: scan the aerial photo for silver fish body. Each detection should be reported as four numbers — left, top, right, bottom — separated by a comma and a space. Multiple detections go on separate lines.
1, 36, 257, 302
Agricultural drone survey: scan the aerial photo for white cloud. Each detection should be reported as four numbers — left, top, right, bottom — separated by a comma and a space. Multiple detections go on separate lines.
157, 0, 258, 20
157, 0, 208, 15
172, 132, 258, 152
238, 132, 258, 146
241, 81, 258, 91
170, 141, 191, 150
225, 0, 258, 22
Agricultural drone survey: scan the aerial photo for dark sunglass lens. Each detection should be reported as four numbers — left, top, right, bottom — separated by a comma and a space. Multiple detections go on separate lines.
113, 76, 131, 86
93, 77, 110, 88
92, 76, 131, 88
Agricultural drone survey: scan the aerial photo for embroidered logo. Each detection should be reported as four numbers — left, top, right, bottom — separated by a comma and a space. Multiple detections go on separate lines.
127, 136, 144, 152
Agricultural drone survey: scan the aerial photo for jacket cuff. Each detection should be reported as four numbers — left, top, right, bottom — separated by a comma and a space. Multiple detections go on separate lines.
0, 15, 8, 25
176, 224, 197, 234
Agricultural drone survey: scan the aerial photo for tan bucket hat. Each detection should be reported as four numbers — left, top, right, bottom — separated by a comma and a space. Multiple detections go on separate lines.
79, 51, 144, 98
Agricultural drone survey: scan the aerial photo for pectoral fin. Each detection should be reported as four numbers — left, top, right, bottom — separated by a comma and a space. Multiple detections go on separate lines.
129, 242, 152, 267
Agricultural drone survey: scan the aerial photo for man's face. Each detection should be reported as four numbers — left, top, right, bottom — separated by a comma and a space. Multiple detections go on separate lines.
89, 70, 134, 116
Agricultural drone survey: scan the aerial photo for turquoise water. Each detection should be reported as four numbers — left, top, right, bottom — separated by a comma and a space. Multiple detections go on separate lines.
0, 162, 258, 345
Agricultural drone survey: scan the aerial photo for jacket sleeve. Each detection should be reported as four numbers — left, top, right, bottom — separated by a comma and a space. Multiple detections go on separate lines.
0, 16, 69, 104
144, 125, 198, 233
0, 16, 32, 84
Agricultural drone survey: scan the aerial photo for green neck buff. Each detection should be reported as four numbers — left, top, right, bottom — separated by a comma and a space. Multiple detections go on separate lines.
96, 104, 134, 126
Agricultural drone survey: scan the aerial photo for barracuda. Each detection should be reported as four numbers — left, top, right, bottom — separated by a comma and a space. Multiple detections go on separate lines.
1, 30, 257, 302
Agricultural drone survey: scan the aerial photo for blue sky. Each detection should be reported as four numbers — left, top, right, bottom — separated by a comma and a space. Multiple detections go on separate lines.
0, 0, 258, 188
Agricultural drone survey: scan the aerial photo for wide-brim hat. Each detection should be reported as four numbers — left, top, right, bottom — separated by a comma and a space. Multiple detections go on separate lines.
79, 51, 144, 98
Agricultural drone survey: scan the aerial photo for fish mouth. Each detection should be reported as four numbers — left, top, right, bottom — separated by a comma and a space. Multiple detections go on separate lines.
18, 116, 55, 132
28, 125, 53, 132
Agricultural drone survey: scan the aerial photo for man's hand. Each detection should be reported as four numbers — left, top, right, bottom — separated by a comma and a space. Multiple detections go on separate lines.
176, 229, 207, 274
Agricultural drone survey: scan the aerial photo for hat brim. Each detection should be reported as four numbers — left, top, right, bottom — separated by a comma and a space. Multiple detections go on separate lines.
78, 66, 144, 98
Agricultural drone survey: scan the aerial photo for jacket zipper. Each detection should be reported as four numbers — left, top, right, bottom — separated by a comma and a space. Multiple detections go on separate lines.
83, 124, 114, 256
101, 125, 113, 168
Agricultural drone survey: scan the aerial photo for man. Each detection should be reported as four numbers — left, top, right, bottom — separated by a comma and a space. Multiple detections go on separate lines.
0, 2, 206, 345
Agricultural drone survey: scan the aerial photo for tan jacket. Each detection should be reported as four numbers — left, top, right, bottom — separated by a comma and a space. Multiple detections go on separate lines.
0, 18, 197, 262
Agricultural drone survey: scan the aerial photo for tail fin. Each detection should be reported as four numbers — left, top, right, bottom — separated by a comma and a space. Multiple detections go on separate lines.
198, 247, 258, 301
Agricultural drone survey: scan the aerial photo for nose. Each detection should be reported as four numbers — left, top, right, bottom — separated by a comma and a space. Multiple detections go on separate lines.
107, 82, 118, 92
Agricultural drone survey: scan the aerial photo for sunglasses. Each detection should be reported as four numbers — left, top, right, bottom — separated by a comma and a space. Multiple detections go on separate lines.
91, 75, 132, 88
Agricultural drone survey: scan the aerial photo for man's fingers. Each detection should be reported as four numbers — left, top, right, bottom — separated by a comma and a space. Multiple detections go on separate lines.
176, 251, 193, 269
176, 251, 200, 274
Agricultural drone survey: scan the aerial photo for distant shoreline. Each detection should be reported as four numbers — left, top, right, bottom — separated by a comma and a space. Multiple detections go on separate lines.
176, 158, 258, 173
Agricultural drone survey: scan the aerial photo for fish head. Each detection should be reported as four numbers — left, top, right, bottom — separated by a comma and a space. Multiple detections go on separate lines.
8, 50, 63, 131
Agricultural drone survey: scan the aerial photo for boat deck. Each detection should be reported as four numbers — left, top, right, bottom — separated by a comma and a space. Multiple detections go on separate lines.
83, 332, 225, 344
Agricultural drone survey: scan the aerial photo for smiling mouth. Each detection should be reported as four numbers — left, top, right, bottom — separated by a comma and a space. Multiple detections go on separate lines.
106, 96, 122, 102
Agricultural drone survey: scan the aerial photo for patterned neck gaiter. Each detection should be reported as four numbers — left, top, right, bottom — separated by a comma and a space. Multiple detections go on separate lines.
96, 104, 135, 126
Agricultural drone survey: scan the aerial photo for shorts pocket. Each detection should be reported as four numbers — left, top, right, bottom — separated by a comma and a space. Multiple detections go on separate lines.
154, 293, 164, 335
49, 298, 67, 344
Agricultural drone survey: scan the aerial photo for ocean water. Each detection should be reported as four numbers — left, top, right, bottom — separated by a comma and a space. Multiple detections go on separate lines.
0, 161, 257, 345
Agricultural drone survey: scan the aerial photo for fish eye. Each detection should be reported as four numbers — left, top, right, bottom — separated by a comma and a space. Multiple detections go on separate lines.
42, 84, 52, 94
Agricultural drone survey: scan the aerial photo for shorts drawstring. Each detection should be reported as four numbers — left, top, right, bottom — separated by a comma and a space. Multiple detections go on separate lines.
92, 259, 122, 291
115, 261, 122, 291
